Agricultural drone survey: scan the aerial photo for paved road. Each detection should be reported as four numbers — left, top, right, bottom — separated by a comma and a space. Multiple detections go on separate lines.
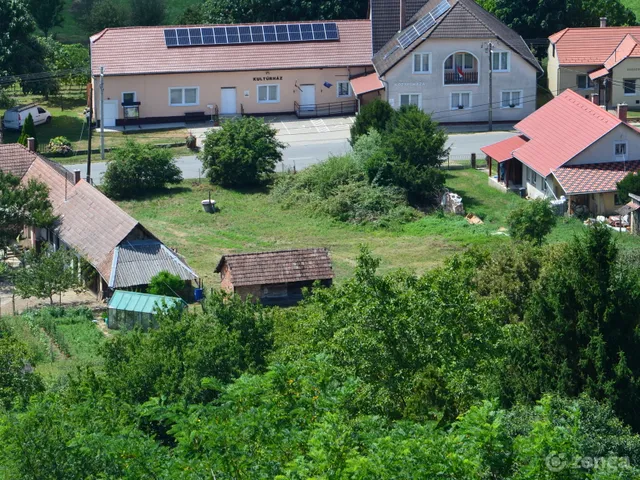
66, 130, 515, 185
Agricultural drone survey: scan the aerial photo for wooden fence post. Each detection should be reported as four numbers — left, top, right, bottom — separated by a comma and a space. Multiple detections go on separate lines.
471, 153, 476, 169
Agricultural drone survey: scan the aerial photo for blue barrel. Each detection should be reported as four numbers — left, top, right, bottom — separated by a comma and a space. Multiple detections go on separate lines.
194, 288, 204, 301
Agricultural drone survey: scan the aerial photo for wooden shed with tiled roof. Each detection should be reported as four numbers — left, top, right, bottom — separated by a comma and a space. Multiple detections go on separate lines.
215, 248, 334, 306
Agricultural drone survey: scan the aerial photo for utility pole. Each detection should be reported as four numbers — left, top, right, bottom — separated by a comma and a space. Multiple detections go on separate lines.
100, 66, 105, 160
86, 86, 93, 184
488, 42, 494, 132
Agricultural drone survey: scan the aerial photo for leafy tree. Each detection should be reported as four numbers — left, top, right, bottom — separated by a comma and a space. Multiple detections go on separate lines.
200, 116, 285, 188
0, 171, 56, 250
201, 0, 368, 24
147, 270, 185, 297
617, 171, 640, 203
478, 0, 635, 40
17, 114, 38, 151
0, 0, 36, 77
349, 98, 395, 145
53, 43, 91, 87
102, 140, 183, 199
131, 0, 166, 26
177, 3, 204, 24
86, 0, 129, 33
507, 198, 557, 245
28, 0, 65, 36
13, 246, 83, 305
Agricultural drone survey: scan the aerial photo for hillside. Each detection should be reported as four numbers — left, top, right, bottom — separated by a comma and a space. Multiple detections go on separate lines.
624, 0, 640, 19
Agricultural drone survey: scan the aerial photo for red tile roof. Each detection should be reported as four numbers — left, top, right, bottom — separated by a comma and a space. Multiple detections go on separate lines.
480, 135, 528, 163
553, 160, 640, 195
350, 72, 384, 96
215, 248, 334, 287
0, 144, 38, 178
604, 34, 640, 69
550, 27, 640, 65
512, 89, 625, 176
90, 20, 372, 76
589, 67, 609, 80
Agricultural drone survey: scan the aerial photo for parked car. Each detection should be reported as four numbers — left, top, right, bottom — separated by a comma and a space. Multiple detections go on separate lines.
2, 104, 52, 130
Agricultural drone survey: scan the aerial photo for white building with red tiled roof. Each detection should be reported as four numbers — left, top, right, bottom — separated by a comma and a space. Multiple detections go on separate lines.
481, 89, 640, 216
548, 19, 640, 108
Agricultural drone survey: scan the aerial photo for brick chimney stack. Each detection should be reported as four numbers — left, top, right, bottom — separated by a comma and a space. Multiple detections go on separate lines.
600, 17, 607, 28
399, 0, 405, 31
590, 93, 600, 105
27, 137, 35, 152
73, 169, 81, 185
618, 103, 628, 123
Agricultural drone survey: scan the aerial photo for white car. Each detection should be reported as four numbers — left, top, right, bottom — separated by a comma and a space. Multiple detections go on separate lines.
2, 104, 52, 130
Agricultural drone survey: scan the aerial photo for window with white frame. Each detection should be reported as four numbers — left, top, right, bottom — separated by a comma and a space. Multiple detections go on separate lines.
577, 75, 594, 90
122, 92, 136, 105
257, 84, 280, 103
450, 92, 471, 109
614, 141, 627, 157
399, 93, 421, 107
501, 90, 522, 108
455, 52, 474, 70
624, 79, 637, 95
444, 56, 453, 70
169, 87, 198, 106
337, 81, 351, 98
531, 170, 538, 186
413, 53, 431, 73
492, 51, 510, 72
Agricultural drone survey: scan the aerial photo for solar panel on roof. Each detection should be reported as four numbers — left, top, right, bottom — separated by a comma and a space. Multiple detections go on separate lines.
397, 0, 450, 49
163, 22, 340, 48
164, 29, 178, 46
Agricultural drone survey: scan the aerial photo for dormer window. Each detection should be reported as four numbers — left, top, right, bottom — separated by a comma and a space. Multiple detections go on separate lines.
615, 141, 627, 158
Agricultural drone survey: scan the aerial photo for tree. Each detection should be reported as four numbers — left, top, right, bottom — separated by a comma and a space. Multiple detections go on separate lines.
200, 116, 285, 188
0, 0, 36, 77
177, 4, 204, 24
0, 171, 56, 250
349, 98, 395, 145
53, 43, 91, 88
13, 246, 82, 305
201, 0, 368, 24
147, 271, 185, 297
477, 0, 635, 40
102, 140, 183, 199
617, 171, 640, 203
17, 114, 38, 151
28, 0, 65, 37
86, 0, 129, 33
131, 0, 166, 26
0, 326, 44, 410
507, 198, 557, 245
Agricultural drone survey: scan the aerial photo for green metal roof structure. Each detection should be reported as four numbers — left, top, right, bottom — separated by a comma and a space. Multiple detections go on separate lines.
108, 290, 186, 314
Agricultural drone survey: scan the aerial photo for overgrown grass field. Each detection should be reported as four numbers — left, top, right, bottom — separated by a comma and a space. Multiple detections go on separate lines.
117, 168, 640, 286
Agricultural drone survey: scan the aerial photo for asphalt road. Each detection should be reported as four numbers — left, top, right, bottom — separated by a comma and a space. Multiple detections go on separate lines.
66, 131, 516, 185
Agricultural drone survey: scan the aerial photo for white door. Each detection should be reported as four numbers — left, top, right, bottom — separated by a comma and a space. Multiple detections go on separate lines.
299, 84, 316, 111
103, 100, 118, 127
220, 88, 237, 115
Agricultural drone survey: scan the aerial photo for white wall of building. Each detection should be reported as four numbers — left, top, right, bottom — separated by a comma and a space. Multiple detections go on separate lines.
382, 37, 538, 123
565, 124, 640, 166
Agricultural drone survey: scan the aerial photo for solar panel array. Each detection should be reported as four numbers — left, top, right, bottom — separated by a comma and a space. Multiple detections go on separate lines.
164, 23, 339, 47
397, 0, 451, 49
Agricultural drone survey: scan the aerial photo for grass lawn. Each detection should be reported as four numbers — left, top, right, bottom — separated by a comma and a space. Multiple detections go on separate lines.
117, 168, 640, 287
1, 89, 192, 164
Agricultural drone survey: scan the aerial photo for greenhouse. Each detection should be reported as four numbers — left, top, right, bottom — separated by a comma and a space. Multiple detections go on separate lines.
107, 290, 186, 330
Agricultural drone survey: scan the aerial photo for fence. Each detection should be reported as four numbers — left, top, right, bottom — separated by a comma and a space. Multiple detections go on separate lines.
441, 153, 487, 170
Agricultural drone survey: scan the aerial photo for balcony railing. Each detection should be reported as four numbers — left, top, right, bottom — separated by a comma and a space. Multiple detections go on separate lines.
444, 71, 479, 85
294, 100, 357, 118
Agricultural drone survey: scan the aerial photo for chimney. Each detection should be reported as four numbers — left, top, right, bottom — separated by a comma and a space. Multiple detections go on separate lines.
399, 0, 406, 31
618, 103, 628, 122
73, 169, 81, 185
27, 137, 35, 152
600, 17, 607, 28
590, 93, 600, 105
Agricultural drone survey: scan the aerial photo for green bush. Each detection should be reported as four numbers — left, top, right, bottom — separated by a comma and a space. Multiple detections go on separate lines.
17, 113, 37, 151
200, 116, 284, 188
617, 171, 640, 203
350, 98, 395, 145
102, 140, 182, 199
147, 271, 185, 297
48, 136, 73, 156
507, 198, 557, 245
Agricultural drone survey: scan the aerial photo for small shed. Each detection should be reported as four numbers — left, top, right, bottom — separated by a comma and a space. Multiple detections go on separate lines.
618, 194, 640, 235
107, 290, 187, 330
215, 248, 334, 307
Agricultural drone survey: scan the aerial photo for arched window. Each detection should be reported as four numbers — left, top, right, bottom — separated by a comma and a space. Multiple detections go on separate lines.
444, 52, 479, 85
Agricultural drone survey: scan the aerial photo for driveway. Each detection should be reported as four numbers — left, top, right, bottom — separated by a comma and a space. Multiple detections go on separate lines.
66, 116, 516, 185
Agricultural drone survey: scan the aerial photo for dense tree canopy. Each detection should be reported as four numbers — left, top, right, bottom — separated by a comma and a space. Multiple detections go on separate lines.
28, 0, 65, 37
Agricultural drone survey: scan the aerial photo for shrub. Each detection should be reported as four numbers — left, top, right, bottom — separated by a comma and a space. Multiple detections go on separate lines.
617, 171, 640, 203
48, 136, 72, 156
200, 116, 285, 188
507, 198, 557, 245
17, 113, 38, 151
102, 140, 182, 199
350, 98, 395, 145
147, 271, 185, 297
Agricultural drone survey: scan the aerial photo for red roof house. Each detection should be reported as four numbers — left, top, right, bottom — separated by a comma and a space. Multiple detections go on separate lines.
481, 89, 640, 215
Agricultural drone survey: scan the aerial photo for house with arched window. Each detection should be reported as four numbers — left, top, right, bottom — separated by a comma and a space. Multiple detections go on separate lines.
370, 0, 542, 124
